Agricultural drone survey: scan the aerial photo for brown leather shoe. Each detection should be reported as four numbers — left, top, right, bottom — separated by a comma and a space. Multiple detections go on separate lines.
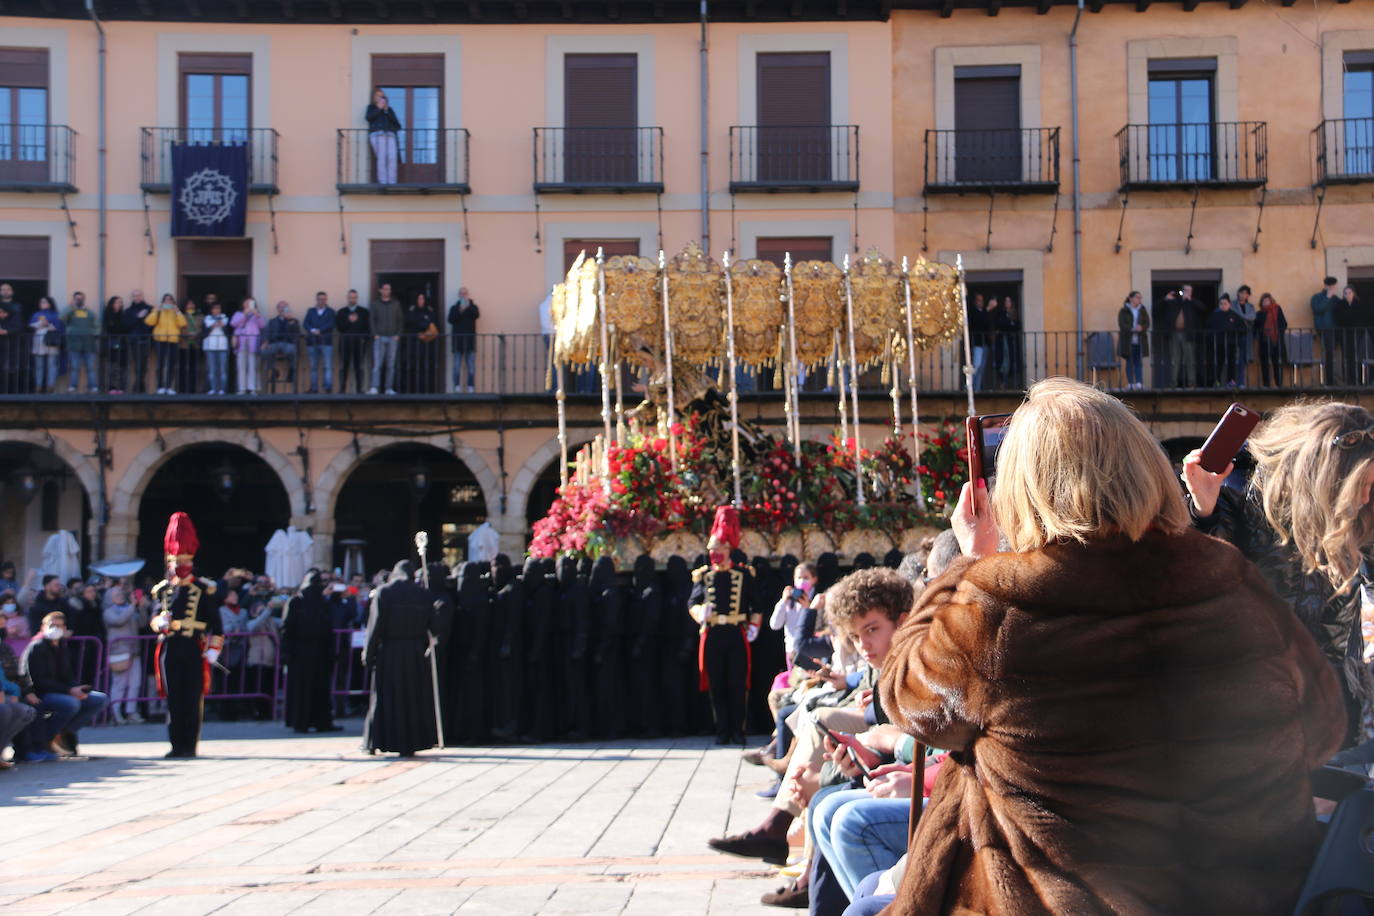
706, 830, 789, 865
742, 745, 775, 767
761, 881, 809, 908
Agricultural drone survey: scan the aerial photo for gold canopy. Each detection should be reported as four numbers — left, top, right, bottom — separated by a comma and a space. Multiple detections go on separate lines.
664, 241, 724, 365
603, 254, 662, 367
727, 258, 784, 371
789, 260, 844, 369
847, 248, 903, 368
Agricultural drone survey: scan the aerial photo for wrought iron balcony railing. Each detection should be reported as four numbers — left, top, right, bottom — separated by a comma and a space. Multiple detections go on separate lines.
1116, 121, 1267, 190
336, 127, 471, 194
0, 123, 77, 192
1314, 118, 1374, 186
923, 127, 1059, 194
139, 126, 280, 193
729, 125, 859, 192
533, 126, 664, 193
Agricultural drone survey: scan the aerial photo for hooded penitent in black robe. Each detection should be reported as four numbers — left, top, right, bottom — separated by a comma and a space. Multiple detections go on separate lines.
748, 556, 784, 734
590, 557, 624, 740
558, 555, 593, 740
660, 555, 698, 736
450, 562, 490, 743
362, 561, 446, 755
522, 557, 556, 742
626, 555, 662, 737
489, 559, 525, 741
282, 570, 337, 732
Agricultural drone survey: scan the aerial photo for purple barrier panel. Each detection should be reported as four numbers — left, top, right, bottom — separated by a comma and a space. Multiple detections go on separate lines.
330, 628, 371, 718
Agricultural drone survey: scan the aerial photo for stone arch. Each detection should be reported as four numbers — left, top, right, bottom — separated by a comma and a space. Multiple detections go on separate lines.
314, 434, 501, 526
106, 429, 307, 558
506, 432, 594, 529
0, 429, 102, 512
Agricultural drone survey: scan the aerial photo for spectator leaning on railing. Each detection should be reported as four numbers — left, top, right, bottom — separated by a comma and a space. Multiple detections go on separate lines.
263, 301, 301, 390
126, 290, 155, 394
147, 293, 188, 395
101, 295, 127, 393
447, 287, 480, 393
202, 300, 232, 395
0, 295, 23, 395
303, 291, 336, 394
28, 295, 64, 394
337, 290, 370, 394
179, 298, 203, 395
230, 297, 265, 394
369, 283, 403, 396
63, 291, 99, 394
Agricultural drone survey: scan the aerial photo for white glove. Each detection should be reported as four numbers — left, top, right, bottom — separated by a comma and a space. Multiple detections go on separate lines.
745, 623, 759, 643
152, 612, 172, 633
204, 648, 220, 666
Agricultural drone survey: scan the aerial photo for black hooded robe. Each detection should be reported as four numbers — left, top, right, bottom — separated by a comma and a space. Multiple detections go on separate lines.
627, 555, 662, 737
590, 557, 624, 740
489, 560, 525, 741
362, 561, 445, 755
523, 558, 556, 742
450, 562, 490, 743
282, 571, 337, 732
558, 556, 593, 740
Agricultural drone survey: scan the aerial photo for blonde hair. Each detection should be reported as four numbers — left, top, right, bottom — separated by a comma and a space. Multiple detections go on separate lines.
991, 377, 1188, 551
1247, 401, 1374, 593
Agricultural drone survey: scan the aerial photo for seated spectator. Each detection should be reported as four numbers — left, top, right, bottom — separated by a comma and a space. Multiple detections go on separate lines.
20, 612, 109, 759
880, 377, 1346, 915
262, 301, 301, 390
0, 646, 36, 769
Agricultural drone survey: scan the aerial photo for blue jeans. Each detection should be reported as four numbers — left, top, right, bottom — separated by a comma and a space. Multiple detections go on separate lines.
453, 346, 476, 390
206, 350, 228, 391
68, 350, 98, 390
811, 788, 910, 900
371, 336, 398, 391
841, 872, 894, 916
1125, 342, 1143, 387
970, 345, 988, 391
37, 690, 109, 743
32, 353, 58, 390
307, 344, 333, 392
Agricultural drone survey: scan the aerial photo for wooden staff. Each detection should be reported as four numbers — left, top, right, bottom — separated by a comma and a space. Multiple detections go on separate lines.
783, 253, 802, 468
721, 252, 744, 507
659, 249, 679, 472
902, 257, 924, 502
843, 253, 865, 506
957, 253, 977, 417
595, 248, 614, 487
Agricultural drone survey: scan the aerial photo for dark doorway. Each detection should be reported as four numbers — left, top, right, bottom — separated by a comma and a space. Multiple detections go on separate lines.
332, 444, 487, 576
137, 444, 291, 578
0, 442, 91, 578
178, 239, 251, 313
953, 65, 1021, 183
1149, 270, 1220, 389
1346, 268, 1374, 309
375, 271, 440, 310
183, 275, 250, 313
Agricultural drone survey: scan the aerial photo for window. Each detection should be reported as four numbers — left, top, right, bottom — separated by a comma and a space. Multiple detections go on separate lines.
953, 65, 1021, 183
371, 239, 444, 307
177, 239, 252, 313
0, 235, 50, 308
562, 239, 639, 272
1343, 52, 1374, 176
564, 54, 637, 184
755, 236, 832, 268
179, 53, 250, 143
0, 48, 49, 179
1147, 59, 1216, 182
757, 52, 831, 182
373, 54, 444, 183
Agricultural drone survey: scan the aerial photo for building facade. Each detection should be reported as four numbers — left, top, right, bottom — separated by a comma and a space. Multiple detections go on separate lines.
0, 0, 1371, 580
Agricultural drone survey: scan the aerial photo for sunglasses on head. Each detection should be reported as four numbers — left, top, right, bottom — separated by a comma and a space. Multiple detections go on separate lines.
1331, 427, 1374, 449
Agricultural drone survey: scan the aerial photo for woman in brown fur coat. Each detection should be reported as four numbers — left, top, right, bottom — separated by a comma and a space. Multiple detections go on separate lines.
880, 378, 1346, 916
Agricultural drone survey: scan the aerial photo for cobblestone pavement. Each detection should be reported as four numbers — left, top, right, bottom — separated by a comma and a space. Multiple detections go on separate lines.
2, 721, 797, 915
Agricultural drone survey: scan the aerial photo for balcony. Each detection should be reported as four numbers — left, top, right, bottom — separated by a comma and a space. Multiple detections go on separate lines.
140, 127, 280, 194
1315, 118, 1374, 186
0, 124, 77, 192
729, 125, 859, 193
1116, 121, 1267, 190
532, 127, 664, 193
336, 128, 471, 194
923, 127, 1059, 195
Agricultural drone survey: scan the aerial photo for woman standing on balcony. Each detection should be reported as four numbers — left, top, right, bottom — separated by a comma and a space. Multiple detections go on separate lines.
102, 295, 127, 394
365, 88, 401, 186
28, 296, 63, 394
178, 299, 203, 395
402, 292, 439, 393
146, 293, 187, 395
1116, 290, 1150, 391
1254, 293, 1288, 388
202, 301, 231, 395
230, 298, 265, 395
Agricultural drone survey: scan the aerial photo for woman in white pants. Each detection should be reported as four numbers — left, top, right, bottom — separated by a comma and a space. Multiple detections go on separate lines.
102, 586, 146, 723
230, 298, 264, 394
365, 88, 402, 184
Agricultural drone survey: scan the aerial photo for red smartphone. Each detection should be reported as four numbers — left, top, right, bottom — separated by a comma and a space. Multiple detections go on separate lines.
823, 727, 882, 773
1198, 403, 1260, 474
965, 413, 1012, 483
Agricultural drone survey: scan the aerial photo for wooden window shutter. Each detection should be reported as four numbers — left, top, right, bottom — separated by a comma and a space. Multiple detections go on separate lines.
565, 54, 637, 128
0, 236, 49, 279
371, 239, 445, 273
0, 48, 49, 88
562, 239, 639, 272
176, 239, 252, 275
371, 54, 444, 88
953, 72, 1020, 133
755, 237, 832, 268
757, 52, 830, 127
178, 52, 251, 76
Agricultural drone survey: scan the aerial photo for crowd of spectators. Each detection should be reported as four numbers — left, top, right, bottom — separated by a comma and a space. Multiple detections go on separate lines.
0, 281, 484, 397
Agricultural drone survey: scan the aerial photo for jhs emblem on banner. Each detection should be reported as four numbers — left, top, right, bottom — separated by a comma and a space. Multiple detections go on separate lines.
178, 168, 238, 228
170, 142, 248, 238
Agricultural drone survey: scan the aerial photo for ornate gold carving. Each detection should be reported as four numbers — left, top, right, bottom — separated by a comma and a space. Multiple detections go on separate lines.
789, 260, 843, 368
727, 258, 784, 370
665, 241, 724, 365
603, 255, 662, 367
907, 257, 964, 350
848, 248, 902, 368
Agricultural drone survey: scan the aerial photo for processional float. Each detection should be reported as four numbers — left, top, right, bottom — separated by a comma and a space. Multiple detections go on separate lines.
548, 241, 967, 511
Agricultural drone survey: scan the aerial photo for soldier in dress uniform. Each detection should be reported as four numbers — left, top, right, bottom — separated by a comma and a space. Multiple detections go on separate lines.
689, 506, 761, 745
149, 512, 224, 759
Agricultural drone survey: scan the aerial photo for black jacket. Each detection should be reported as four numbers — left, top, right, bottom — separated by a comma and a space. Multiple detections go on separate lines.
336, 305, 371, 340
20, 637, 77, 695
447, 299, 480, 340
126, 301, 154, 336
365, 103, 402, 134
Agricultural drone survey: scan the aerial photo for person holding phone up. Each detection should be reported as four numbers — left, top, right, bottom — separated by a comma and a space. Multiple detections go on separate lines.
769, 562, 817, 671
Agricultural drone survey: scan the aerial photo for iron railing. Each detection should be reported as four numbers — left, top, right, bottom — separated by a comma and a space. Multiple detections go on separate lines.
0, 328, 1368, 398
923, 127, 1060, 193
0, 123, 77, 192
1314, 118, 1374, 186
533, 126, 664, 193
336, 127, 471, 193
729, 125, 860, 192
1116, 121, 1267, 190
140, 126, 280, 193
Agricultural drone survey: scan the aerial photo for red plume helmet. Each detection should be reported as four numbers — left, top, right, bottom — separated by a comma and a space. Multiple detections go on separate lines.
707, 505, 741, 553
164, 511, 200, 576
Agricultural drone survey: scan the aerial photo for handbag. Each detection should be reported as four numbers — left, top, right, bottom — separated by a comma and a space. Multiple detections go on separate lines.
418, 322, 439, 343
43, 329, 61, 347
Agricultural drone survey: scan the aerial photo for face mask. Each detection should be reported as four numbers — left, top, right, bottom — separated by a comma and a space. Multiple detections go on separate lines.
44, 626, 64, 640
1, 603, 15, 614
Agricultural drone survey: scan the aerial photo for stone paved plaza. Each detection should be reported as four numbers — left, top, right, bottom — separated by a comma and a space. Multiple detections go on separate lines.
2, 721, 793, 915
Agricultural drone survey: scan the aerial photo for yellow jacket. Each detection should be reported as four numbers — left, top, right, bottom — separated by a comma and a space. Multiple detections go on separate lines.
145, 306, 188, 343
